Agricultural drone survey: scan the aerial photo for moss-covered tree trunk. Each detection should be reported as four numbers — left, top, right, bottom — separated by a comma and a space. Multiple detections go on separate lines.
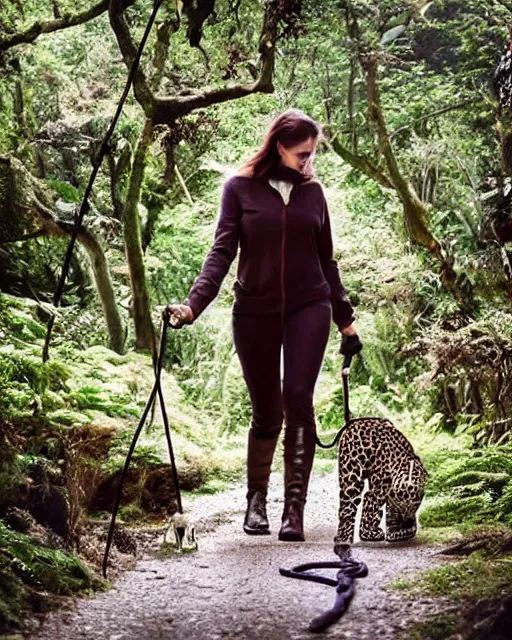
331, 59, 462, 300
48, 221, 127, 354
105, 0, 281, 355
328, 3, 473, 305
364, 56, 465, 300
122, 120, 155, 354
0, 156, 126, 354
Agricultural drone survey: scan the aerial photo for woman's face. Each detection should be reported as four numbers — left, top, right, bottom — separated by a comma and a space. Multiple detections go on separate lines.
277, 136, 317, 173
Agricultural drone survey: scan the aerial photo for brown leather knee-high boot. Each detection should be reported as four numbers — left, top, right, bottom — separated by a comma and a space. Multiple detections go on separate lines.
243, 429, 280, 535
278, 426, 316, 542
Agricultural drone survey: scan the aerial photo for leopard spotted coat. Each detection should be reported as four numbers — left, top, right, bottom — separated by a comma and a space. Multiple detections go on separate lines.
334, 417, 427, 548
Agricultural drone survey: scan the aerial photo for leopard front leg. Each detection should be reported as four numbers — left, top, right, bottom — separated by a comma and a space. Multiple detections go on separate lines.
386, 469, 425, 542
359, 481, 388, 542
386, 503, 417, 542
334, 469, 364, 548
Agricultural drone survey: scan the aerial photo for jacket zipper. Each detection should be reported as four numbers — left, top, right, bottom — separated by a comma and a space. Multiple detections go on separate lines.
268, 180, 298, 327
281, 203, 286, 327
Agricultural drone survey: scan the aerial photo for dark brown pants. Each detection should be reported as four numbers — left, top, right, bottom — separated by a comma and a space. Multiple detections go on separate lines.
233, 300, 332, 442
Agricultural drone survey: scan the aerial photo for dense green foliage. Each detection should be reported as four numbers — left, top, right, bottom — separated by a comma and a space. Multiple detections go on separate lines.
421, 446, 512, 527
1, 0, 512, 636
0, 520, 99, 629
393, 535, 512, 639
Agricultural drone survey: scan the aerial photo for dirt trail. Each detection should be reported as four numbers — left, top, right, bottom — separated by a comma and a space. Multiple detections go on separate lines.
32, 469, 453, 640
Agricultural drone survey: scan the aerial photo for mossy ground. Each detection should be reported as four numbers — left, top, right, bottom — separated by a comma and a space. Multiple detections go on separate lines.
393, 531, 512, 640
2, 273, 512, 638
0, 521, 102, 633
0, 294, 248, 634
394, 551, 512, 600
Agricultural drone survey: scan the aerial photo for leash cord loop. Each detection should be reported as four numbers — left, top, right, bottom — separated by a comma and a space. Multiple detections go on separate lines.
279, 557, 368, 633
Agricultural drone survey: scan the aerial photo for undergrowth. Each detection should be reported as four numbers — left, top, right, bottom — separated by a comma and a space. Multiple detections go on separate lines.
420, 445, 512, 529
394, 546, 512, 640
0, 521, 100, 632
394, 551, 512, 600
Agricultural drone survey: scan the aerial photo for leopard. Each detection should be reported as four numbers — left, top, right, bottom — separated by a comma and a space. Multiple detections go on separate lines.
333, 417, 428, 552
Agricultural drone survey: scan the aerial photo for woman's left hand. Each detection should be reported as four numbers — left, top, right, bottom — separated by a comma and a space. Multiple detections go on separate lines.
340, 328, 362, 356
165, 304, 194, 328
341, 323, 358, 337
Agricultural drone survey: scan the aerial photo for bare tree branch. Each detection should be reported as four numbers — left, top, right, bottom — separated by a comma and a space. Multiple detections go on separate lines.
6, 229, 46, 242
108, 0, 155, 118
0, 0, 135, 52
328, 136, 395, 190
153, 81, 272, 124
175, 165, 193, 205
150, 19, 179, 92
52, 1, 62, 19
389, 100, 477, 140
107, 0, 278, 126
347, 56, 358, 153
231, 0, 243, 30
153, 0, 278, 126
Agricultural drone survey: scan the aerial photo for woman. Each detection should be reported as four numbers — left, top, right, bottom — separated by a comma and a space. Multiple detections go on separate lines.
168, 109, 361, 542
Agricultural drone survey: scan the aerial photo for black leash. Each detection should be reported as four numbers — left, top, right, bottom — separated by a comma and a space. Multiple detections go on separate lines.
315, 354, 353, 449
43, 0, 164, 362
279, 557, 368, 633
281, 353, 368, 632
102, 309, 182, 578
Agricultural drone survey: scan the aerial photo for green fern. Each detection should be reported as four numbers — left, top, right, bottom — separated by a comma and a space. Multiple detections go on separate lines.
420, 494, 494, 527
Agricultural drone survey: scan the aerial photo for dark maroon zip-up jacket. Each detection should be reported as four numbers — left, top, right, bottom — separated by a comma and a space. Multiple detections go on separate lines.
185, 172, 355, 331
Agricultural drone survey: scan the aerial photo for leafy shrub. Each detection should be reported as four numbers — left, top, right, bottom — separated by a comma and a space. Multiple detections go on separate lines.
46, 179, 81, 203
420, 445, 512, 528
420, 495, 495, 527
66, 385, 141, 418
0, 352, 69, 419
0, 520, 99, 631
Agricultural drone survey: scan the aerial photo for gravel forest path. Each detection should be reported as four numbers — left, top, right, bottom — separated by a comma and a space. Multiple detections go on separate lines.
32, 469, 453, 640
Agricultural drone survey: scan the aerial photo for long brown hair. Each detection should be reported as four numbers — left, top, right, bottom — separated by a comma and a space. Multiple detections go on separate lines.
238, 109, 322, 178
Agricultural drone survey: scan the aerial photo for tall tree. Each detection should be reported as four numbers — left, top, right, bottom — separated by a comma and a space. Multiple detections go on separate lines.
106, 0, 281, 352
0, 156, 126, 353
328, 0, 467, 302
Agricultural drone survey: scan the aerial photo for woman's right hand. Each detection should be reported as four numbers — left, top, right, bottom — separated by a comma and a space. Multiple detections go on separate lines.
165, 304, 195, 328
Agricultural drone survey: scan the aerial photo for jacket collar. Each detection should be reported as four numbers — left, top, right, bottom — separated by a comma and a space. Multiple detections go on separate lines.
264, 164, 311, 185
